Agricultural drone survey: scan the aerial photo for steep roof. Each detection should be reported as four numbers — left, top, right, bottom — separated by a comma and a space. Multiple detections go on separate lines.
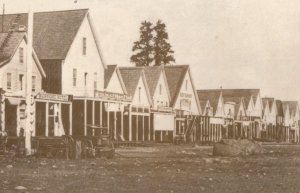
0, 32, 25, 64
276, 100, 284, 117
164, 65, 189, 106
262, 98, 270, 115
283, 101, 298, 117
119, 67, 144, 97
143, 66, 162, 97
104, 65, 117, 88
262, 97, 275, 112
282, 102, 290, 117
197, 90, 222, 115
0, 9, 88, 60
0, 31, 46, 77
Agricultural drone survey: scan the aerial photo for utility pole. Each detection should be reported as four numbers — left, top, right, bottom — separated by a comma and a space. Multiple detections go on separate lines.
25, 1, 33, 156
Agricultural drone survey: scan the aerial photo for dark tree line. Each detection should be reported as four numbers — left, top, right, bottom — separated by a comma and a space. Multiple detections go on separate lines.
131, 20, 175, 66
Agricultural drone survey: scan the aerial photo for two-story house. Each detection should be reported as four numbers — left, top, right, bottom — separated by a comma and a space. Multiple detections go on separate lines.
0, 31, 45, 136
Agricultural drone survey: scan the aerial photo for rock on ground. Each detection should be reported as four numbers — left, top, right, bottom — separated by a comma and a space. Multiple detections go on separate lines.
213, 139, 264, 157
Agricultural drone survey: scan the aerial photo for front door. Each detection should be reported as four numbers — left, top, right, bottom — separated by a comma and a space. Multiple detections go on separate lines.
5, 104, 17, 136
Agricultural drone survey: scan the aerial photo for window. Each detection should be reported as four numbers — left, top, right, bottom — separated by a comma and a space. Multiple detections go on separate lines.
94, 72, 97, 90
83, 37, 87, 55
19, 47, 24, 63
159, 84, 162, 95
32, 76, 36, 92
138, 87, 141, 103
185, 80, 188, 91
7, 73, 12, 90
19, 74, 24, 90
73, 69, 77, 87
84, 72, 88, 87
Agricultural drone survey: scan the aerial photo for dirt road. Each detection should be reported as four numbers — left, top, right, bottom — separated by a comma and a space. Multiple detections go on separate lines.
0, 144, 300, 193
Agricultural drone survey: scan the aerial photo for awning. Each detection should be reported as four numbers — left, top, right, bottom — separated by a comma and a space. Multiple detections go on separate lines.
6, 97, 21, 105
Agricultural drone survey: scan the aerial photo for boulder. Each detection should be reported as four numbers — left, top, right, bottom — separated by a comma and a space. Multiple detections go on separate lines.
213, 139, 264, 157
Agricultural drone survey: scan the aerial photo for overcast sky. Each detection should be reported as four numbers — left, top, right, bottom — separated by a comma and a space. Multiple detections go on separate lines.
3, 0, 300, 101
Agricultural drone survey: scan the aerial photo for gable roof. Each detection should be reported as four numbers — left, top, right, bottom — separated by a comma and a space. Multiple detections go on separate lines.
105, 65, 127, 94
197, 90, 222, 115
262, 98, 270, 115
164, 65, 188, 106
119, 67, 143, 97
0, 31, 25, 64
0, 9, 105, 62
282, 102, 290, 117
104, 65, 117, 88
275, 100, 284, 117
262, 97, 275, 113
143, 66, 162, 97
0, 31, 46, 77
283, 101, 299, 117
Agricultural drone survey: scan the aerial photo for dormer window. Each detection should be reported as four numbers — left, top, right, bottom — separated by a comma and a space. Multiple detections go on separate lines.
83, 37, 87, 55
19, 47, 24, 63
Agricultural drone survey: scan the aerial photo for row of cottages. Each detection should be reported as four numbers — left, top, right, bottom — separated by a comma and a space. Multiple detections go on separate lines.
195, 89, 261, 143
0, 9, 202, 143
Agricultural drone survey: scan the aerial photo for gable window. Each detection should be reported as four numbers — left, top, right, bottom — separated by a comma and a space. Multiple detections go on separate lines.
19, 47, 24, 64
83, 37, 87, 55
32, 76, 36, 92
94, 72, 97, 90
159, 84, 162, 95
7, 73, 12, 90
84, 72, 88, 87
19, 74, 24, 91
185, 80, 188, 91
138, 87, 141, 103
73, 69, 77, 87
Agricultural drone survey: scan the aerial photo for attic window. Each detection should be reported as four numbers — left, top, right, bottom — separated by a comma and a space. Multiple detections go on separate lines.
159, 84, 162, 95
19, 47, 24, 64
94, 72, 97, 90
185, 80, 188, 91
7, 73, 12, 90
84, 72, 88, 87
138, 87, 141, 103
83, 37, 87, 55
32, 76, 36, 92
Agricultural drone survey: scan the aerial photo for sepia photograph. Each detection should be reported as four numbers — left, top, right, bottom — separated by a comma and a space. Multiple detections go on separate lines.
0, 0, 299, 192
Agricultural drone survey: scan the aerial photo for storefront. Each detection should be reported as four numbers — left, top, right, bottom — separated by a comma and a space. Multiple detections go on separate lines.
35, 92, 73, 137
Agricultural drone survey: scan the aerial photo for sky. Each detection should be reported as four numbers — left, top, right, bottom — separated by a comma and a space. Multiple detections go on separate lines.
3, 0, 300, 101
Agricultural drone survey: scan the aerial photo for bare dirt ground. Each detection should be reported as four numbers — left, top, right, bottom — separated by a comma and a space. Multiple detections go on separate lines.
0, 144, 300, 193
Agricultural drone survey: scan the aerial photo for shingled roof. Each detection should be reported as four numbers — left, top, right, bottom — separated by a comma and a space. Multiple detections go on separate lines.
143, 66, 162, 97
104, 65, 117, 89
283, 101, 299, 117
164, 65, 189, 106
0, 32, 25, 64
197, 90, 222, 116
276, 100, 284, 117
119, 67, 144, 97
0, 9, 88, 60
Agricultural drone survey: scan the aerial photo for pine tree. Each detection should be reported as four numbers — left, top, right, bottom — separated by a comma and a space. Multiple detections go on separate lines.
130, 21, 154, 66
153, 20, 175, 66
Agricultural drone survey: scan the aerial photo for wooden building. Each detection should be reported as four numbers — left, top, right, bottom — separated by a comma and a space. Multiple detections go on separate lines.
196, 90, 225, 143
0, 31, 46, 137
283, 101, 300, 143
119, 67, 152, 141
144, 66, 174, 142
164, 65, 202, 142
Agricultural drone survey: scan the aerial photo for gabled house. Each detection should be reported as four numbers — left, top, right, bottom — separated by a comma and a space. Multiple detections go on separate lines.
143, 66, 174, 142
0, 9, 106, 97
104, 65, 127, 94
164, 65, 201, 140
199, 100, 213, 117
119, 67, 152, 141
0, 31, 46, 137
197, 90, 225, 118
262, 98, 271, 124
283, 101, 300, 142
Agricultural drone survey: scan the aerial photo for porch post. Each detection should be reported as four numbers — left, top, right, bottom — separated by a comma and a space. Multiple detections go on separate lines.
121, 109, 124, 139
69, 103, 72, 135
92, 100, 95, 136
129, 105, 132, 141
114, 111, 117, 140
84, 99, 87, 136
45, 102, 49, 136
100, 101, 102, 126
148, 115, 150, 141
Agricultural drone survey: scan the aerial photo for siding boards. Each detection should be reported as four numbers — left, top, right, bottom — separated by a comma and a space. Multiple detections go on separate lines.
40, 59, 62, 94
